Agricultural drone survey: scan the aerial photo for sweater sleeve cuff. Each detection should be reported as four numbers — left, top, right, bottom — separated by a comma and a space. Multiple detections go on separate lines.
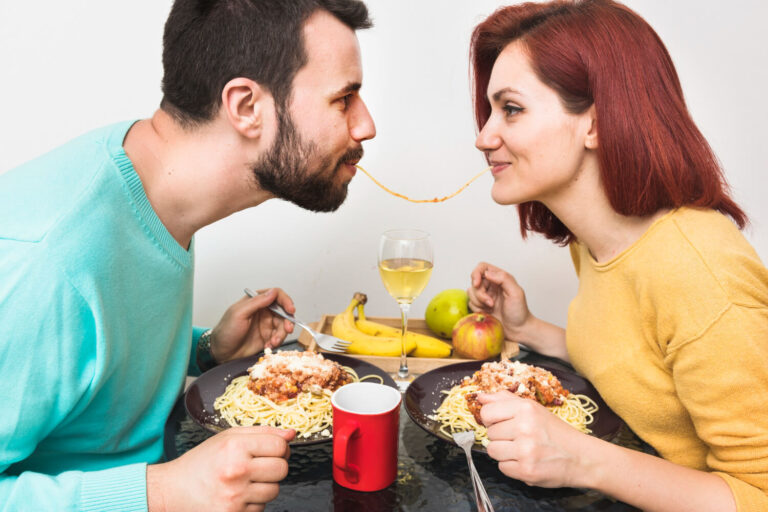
79, 462, 148, 512
714, 472, 768, 512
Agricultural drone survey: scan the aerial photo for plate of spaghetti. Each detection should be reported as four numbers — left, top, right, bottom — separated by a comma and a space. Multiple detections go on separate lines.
185, 348, 396, 444
404, 357, 622, 454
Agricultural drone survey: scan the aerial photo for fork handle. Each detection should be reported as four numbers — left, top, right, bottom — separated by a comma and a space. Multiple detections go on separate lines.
267, 303, 319, 337
266, 303, 309, 330
464, 452, 494, 512
243, 289, 310, 331
462, 452, 482, 508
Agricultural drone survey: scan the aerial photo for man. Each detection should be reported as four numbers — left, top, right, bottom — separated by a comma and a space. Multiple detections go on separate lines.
0, 0, 375, 510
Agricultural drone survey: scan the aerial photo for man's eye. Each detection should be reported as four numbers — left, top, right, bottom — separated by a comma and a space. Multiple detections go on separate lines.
339, 94, 353, 109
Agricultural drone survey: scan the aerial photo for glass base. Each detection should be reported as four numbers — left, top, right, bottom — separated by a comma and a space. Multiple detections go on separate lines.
393, 375, 414, 393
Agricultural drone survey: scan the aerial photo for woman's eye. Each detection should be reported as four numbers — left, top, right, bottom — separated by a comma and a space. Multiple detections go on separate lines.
503, 104, 523, 117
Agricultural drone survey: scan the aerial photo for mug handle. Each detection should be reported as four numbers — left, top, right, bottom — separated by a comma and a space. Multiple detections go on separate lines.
333, 421, 360, 471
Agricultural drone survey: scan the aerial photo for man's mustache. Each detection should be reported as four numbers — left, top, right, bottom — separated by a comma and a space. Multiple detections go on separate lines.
337, 146, 364, 169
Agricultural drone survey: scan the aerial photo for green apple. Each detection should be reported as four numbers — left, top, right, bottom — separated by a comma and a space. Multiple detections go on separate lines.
424, 289, 470, 339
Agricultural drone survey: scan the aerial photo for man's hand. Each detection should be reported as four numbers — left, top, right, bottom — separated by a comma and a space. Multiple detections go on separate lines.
210, 288, 296, 363
147, 426, 295, 512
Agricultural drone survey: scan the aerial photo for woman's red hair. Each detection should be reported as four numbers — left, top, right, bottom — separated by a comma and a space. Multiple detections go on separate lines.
470, 0, 746, 245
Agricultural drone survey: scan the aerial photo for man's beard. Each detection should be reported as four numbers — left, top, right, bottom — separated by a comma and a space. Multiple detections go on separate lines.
251, 109, 363, 212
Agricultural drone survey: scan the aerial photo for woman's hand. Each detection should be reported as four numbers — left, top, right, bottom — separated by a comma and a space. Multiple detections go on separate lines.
468, 262, 531, 340
210, 288, 296, 363
479, 391, 589, 488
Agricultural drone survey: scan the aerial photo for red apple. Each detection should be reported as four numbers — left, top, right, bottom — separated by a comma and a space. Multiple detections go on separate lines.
452, 313, 504, 360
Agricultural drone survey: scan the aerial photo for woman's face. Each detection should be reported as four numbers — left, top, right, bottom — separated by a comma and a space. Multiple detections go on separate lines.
475, 41, 596, 207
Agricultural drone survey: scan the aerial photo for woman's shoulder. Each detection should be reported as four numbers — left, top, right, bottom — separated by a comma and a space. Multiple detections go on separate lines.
658, 208, 765, 284
643, 206, 768, 317
667, 206, 746, 242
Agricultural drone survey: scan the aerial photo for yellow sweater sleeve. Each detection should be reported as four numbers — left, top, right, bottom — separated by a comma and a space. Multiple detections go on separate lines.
665, 303, 768, 511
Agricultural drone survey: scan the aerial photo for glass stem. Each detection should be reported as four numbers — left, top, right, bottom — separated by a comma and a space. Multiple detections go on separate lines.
398, 303, 410, 379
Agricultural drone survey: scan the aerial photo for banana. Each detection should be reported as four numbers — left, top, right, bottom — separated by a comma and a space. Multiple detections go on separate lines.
410, 335, 453, 359
356, 302, 453, 359
331, 292, 416, 356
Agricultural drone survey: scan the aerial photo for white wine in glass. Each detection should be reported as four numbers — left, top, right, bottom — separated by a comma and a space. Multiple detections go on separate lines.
378, 229, 433, 386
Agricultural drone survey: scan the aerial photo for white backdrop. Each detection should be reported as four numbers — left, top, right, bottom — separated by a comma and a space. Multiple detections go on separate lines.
2, 1, 766, 331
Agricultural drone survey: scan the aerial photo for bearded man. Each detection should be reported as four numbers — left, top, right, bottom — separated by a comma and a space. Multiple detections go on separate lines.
0, 1, 375, 510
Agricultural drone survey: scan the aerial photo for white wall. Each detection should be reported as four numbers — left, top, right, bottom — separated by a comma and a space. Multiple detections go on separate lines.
2, 1, 766, 331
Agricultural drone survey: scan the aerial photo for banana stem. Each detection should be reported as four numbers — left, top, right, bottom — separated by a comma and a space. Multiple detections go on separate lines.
398, 303, 410, 380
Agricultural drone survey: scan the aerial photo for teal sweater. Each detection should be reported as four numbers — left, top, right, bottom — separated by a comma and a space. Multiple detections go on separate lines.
0, 122, 206, 511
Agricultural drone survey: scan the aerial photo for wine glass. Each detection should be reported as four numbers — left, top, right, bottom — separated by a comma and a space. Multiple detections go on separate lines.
378, 229, 434, 388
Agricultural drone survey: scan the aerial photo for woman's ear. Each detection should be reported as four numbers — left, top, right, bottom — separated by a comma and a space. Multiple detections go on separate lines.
221, 77, 273, 139
584, 104, 598, 150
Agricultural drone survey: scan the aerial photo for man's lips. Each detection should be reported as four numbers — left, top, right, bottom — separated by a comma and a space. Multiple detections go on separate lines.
338, 147, 363, 177
338, 160, 358, 178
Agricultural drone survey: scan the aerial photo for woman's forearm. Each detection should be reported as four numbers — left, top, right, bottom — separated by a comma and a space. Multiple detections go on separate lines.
576, 435, 736, 512
512, 315, 570, 361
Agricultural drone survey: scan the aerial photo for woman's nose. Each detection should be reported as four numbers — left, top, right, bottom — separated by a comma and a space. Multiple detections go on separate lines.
475, 120, 502, 152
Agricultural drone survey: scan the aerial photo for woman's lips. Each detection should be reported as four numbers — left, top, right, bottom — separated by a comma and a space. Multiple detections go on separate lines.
490, 162, 509, 175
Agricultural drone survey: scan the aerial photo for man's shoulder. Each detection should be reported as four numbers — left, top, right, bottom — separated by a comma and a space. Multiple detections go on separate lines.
0, 121, 136, 243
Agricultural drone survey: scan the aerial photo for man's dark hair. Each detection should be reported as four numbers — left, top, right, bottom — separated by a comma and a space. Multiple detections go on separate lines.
161, 0, 371, 126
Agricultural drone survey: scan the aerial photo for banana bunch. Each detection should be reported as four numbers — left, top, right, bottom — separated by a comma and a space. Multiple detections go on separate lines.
331, 292, 453, 358
332, 292, 412, 356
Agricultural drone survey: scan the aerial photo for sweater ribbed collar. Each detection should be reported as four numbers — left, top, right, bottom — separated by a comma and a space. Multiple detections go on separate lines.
106, 120, 193, 269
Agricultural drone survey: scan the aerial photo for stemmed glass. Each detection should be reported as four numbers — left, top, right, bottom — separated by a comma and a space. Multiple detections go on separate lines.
378, 229, 433, 389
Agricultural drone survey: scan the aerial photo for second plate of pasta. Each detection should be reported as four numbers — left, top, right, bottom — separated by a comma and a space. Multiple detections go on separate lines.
404, 356, 622, 454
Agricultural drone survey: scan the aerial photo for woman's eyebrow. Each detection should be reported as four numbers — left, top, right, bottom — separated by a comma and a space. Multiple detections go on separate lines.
491, 87, 523, 102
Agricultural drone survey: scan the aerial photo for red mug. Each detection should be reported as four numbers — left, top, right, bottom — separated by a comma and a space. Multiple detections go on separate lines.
331, 382, 401, 491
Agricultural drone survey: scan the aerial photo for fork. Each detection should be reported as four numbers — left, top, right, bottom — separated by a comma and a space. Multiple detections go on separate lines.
244, 288, 351, 353
453, 430, 496, 512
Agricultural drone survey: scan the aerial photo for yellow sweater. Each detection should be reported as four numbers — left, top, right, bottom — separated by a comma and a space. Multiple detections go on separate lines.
567, 207, 768, 511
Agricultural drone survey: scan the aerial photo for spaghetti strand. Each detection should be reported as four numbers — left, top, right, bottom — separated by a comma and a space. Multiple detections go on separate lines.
355, 164, 491, 203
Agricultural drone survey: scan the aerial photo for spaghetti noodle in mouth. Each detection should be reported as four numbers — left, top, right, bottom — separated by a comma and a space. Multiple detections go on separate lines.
355, 164, 491, 203
214, 349, 382, 438
432, 360, 598, 446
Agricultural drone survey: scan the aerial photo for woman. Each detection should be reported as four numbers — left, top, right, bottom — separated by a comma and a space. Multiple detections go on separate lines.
466, 1, 768, 510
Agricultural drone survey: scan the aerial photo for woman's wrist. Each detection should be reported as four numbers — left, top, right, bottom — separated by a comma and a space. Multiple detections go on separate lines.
507, 315, 569, 359
568, 431, 608, 489
506, 315, 545, 348
504, 314, 537, 345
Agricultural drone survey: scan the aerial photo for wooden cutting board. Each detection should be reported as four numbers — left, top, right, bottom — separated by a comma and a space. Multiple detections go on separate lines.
297, 314, 519, 376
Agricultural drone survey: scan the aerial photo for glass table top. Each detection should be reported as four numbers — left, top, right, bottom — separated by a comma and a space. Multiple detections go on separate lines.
165, 344, 652, 511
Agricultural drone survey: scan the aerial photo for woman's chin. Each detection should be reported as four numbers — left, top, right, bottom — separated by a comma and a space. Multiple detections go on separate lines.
490, 187, 520, 206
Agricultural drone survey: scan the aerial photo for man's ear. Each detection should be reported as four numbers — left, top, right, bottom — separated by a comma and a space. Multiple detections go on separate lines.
221, 77, 273, 139
584, 104, 598, 150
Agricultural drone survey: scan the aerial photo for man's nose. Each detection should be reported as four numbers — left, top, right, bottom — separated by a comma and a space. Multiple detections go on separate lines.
349, 98, 376, 142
